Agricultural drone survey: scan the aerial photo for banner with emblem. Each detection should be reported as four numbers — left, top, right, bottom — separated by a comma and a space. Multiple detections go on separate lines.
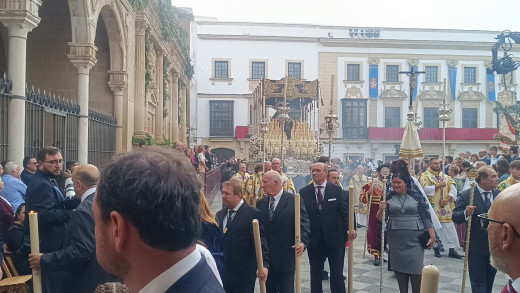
487, 72, 496, 102
369, 65, 378, 99
448, 66, 457, 100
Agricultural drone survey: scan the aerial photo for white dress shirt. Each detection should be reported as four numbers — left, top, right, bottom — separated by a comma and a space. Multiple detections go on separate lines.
81, 187, 96, 202
313, 180, 327, 203
512, 277, 520, 292
268, 189, 284, 212
223, 199, 244, 229
139, 247, 201, 293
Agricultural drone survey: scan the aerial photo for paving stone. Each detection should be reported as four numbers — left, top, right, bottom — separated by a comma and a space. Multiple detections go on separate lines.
210, 193, 507, 292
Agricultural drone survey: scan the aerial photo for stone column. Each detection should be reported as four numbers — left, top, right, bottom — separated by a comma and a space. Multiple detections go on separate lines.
3, 1, 42, 163
185, 87, 191, 146
68, 43, 97, 165
180, 82, 187, 143
155, 50, 164, 144
171, 72, 179, 142
108, 71, 127, 153
133, 18, 147, 138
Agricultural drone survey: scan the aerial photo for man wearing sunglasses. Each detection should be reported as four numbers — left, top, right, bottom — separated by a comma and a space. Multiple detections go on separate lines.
453, 166, 499, 293
480, 184, 520, 293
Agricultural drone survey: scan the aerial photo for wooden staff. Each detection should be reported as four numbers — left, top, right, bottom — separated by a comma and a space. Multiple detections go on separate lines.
295, 194, 302, 293
363, 175, 375, 260
29, 211, 42, 293
461, 169, 479, 293
379, 167, 390, 293
252, 219, 267, 293
348, 186, 355, 293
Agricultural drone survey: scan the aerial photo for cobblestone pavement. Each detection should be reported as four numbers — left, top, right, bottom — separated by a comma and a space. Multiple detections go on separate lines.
209, 193, 506, 293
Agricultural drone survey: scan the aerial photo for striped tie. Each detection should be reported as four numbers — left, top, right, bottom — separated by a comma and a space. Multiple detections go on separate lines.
269, 197, 275, 221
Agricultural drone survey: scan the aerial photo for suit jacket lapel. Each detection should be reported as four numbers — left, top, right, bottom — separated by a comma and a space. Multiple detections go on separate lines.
271, 192, 288, 222
305, 186, 319, 212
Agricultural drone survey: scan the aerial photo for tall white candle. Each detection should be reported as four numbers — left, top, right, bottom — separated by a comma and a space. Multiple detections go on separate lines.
29, 211, 42, 293
420, 264, 440, 293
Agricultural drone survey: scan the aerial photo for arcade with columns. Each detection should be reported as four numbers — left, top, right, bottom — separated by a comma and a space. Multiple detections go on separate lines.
0, 0, 192, 165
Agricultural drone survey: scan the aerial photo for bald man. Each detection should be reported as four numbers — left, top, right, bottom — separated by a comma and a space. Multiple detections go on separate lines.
29, 164, 115, 293
485, 185, 520, 293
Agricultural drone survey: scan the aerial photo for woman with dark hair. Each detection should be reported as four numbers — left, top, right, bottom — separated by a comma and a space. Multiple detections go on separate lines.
7, 203, 31, 275
377, 159, 436, 293
497, 158, 510, 183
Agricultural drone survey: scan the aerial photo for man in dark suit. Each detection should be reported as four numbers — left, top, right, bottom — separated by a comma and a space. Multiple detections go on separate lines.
93, 147, 224, 293
216, 179, 269, 293
327, 169, 357, 263
25, 147, 74, 253
29, 164, 115, 293
453, 166, 499, 293
299, 163, 353, 293
257, 170, 310, 293
485, 184, 520, 293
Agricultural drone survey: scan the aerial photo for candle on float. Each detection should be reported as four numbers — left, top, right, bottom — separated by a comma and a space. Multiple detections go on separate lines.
29, 211, 43, 293
330, 74, 335, 106
420, 265, 440, 293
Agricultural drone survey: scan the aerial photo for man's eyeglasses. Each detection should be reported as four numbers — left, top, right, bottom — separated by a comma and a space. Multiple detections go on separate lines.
44, 160, 63, 166
477, 213, 520, 238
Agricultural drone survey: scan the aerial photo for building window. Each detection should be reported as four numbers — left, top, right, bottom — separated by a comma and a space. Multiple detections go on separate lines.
462, 108, 478, 128
342, 99, 367, 139
423, 107, 439, 128
210, 101, 234, 136
214, 61, 229, 79
425, 66, 438, 83
347, 64, 360, 81
251, 62, 265, 79
386, 65, 399, 82
464, 67, 476, 83
385, 107, 401, 127
288, 62, 302, 79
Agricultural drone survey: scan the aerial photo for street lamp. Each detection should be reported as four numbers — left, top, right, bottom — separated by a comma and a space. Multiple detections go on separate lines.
439, 99, 452, 159
324, 107, 339, 158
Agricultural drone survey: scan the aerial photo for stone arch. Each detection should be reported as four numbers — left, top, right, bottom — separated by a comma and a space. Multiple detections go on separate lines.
67, 0, 94, 43
213, 148, 236, 162
96, 4, 125, 72
88, 3, 126, 114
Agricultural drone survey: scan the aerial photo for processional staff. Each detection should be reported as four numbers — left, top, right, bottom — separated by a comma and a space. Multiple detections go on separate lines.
461, 169, 480, 293
347, 186, 355, 293
379, 167, 390, 293
252, 219, 266, 293
363, 170, 376, 261
295, 193, 302, 293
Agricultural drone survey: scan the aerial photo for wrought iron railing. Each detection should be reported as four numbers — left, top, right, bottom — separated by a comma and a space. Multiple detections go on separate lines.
24, 87, 80, 163
0, 76, 12, 161
88, 110, 117, 168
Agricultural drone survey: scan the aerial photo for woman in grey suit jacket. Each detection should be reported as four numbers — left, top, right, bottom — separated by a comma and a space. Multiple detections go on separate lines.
377, 160, 435, 293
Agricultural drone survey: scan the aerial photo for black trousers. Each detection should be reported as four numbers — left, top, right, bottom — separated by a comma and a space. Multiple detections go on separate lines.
308, 242, 346, 293
266, 269, 294, 293
468, 253, 497, 293
223, 279, 255, 293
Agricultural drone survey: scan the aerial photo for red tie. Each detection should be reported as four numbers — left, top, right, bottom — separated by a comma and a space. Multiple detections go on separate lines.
502, 283, 517, 293
317, 186, 323, 208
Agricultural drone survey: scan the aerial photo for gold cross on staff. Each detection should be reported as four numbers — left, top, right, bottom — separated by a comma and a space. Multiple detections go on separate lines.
399, 67, 425, 110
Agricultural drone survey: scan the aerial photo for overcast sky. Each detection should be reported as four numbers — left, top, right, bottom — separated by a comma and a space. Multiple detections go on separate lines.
175, 0, 520, 32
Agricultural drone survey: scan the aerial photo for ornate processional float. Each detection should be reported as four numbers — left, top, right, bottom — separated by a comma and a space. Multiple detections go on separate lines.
249, 76, 323, 176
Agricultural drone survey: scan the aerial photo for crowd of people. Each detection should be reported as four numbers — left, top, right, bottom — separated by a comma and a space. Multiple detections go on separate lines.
0, 144, 517, 293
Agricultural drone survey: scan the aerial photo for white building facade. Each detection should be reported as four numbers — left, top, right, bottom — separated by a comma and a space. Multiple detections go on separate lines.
191, 19, 517, 163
